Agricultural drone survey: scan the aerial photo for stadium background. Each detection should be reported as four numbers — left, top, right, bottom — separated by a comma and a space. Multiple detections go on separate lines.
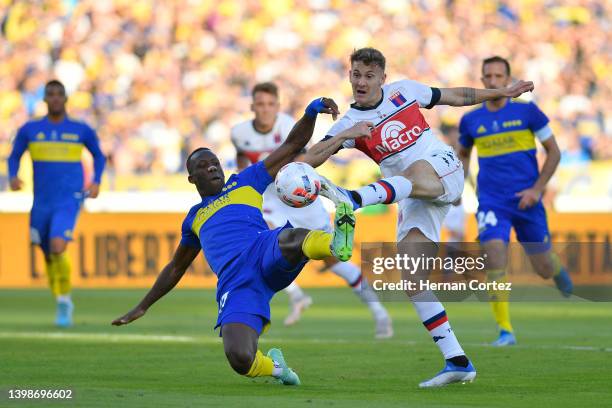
0, 0, 611, 287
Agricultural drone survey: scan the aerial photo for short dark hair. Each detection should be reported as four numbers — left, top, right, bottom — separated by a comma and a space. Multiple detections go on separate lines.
251, 82, 278, 98
350, 48, 386, 71
44, 80, 66, 95
482, 56, 511, 76
186, 147, 212, 173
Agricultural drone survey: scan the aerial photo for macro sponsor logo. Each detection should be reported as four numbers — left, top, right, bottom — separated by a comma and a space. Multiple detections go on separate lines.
374, 120, 424, 155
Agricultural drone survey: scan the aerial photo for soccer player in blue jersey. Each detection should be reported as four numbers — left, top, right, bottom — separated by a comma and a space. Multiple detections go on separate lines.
457, 57, 573, 346
112, 98, 361, 385
8, 80, 106, 328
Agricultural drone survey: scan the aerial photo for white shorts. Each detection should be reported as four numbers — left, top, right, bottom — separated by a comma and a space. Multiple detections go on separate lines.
443, 201, 466, 242
397, 148, 464, 243
263, 191, 332, 233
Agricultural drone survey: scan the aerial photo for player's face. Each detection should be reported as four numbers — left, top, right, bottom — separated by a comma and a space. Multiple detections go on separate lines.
481, 62, 510, 90
251, 92, 280, 130
349, 61, 386, 107
44, 85, 67, 116
187, 150, 226, 196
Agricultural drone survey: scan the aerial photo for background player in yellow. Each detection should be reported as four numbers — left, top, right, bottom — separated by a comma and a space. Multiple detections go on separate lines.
458, 57, 573, 346
7, 80, 106, 327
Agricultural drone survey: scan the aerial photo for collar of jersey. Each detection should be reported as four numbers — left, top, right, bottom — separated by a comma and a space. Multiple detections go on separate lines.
350, 90, 385, 111
251, 119, 276, 135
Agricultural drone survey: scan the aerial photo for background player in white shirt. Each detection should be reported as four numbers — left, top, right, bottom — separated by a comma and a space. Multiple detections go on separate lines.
302, 48, 535, 387
231, 82, 392, 338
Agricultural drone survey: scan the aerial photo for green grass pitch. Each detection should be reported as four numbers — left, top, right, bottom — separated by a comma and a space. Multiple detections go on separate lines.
1, 288, 611, 407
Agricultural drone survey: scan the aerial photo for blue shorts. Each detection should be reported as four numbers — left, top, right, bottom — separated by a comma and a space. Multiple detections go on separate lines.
30, 199, 81, 254
476, 200, 551, 254
214, 224, 307, 335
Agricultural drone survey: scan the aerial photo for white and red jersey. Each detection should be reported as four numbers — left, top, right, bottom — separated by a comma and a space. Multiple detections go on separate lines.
326, 79, 447, 177
231, 113, 331, 230
230, 113, 296, 164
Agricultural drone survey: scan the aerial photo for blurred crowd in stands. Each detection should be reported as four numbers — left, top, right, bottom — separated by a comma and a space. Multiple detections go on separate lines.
1, 0, 610, 191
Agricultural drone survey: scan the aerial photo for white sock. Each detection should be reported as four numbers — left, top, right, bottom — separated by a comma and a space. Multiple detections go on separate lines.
284, 282, 306, 302
331, 262, 390, 321
330, 261, 361, 283
355, 176, 413, 207
272, 362, 283, 377
409, 290, 464, 359
56, 295, 71, 304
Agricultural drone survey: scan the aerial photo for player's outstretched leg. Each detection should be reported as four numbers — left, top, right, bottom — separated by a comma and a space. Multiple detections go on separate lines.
222, 322, 300, 385
281, 204, 355, 264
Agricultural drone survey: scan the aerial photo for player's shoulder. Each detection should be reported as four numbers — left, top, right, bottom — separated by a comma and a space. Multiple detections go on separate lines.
509, 98, 542, 115
385, 78, 427, 92
230, 119, 254, 139
461, 104, 487, 120
277, 112, 295, 126
65, 116, 95, 131
22, 116, 46, 128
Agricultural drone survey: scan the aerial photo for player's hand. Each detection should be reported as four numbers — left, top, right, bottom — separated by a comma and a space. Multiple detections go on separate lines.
9, 177, 24, 191
516, 187, 542, 210
86, 183, 100, 199
305, 97, 340, 120
112, 306, 147, 326
345, 121, 374, 140
501, 80, 534, 98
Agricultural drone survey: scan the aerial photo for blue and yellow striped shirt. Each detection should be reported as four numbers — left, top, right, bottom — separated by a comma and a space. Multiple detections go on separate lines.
459, 99, 551, 201
8, 116, 106, 206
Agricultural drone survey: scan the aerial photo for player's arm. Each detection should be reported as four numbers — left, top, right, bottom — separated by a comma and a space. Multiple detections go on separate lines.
111, 243, 200, 325
516, 136, 561, 210
457, 145, 472, 180
437, 80, 534, 107
300, 122, 373, 168
7, 126, 29, 191
82, 125, 106, 198
263, 97, 339, 178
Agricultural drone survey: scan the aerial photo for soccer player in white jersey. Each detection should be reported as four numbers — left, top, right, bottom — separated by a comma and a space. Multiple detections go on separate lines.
231, 82, 393, 338
302, 48, 535, 387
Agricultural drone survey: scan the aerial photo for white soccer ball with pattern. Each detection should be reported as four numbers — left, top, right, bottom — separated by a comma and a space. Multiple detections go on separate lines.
275, 162, 321, 208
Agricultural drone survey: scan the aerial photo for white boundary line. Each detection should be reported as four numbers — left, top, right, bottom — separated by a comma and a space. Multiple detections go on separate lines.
0, 331, 611, 352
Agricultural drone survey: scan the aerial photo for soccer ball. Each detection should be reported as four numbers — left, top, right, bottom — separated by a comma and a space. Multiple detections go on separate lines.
275, 162, 321, 208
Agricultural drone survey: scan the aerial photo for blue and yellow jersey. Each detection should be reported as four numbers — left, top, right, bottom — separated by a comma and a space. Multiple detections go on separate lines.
8, 116, 106, 206
180, 162, 272, 280
459, 99, 552, 201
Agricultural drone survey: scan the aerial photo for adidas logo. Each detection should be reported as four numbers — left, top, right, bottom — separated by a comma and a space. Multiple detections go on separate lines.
477, 125, 487, 134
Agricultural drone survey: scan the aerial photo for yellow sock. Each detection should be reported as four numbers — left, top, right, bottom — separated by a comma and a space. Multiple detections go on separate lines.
45, 258, 60, 297
245, 350, 275, 378
51, 253, 71, 296
301, 230, 332, 260
487, 269, 513, 333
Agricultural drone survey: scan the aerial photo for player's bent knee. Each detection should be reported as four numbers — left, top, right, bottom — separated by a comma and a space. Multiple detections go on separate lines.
403, 160, 444, 199
49, 238, 68, 255
278, 228, 309, 263
225, 347, 256, 375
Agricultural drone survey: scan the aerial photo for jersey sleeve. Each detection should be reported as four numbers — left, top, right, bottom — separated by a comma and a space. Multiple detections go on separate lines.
399, 79, 441, 109
458, 115, 474, 149
82, 124, 106, 184
7, 124, 29, 179
179, 211, 202, 249
238, 161, 273, 194
527, 102, 553, 142
324, 116, 355, 150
